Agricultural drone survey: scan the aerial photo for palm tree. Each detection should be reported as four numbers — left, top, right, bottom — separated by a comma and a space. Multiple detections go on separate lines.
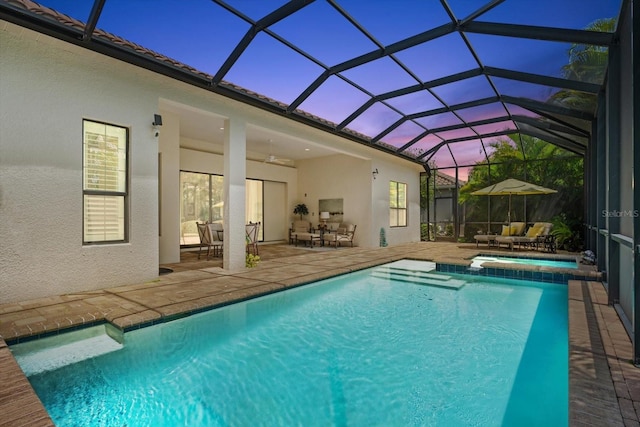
549, 18, 616, 114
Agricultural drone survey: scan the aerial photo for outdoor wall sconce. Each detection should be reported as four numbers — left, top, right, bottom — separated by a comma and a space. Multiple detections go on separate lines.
152, 114, 163, 137
372, 168, 379, 179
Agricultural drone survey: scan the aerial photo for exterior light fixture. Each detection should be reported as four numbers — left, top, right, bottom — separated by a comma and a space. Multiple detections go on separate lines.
372, 168, 379, 179
152, 114, 162, 137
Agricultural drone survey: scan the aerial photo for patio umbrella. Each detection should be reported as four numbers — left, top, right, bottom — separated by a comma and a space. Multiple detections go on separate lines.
471, 178, 557, 231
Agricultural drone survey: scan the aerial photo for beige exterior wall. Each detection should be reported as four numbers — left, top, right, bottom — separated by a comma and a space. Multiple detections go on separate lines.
0, 22, 160, 302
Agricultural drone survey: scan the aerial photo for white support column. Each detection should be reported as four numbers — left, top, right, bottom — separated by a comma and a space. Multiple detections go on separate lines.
223, 117, 247, 270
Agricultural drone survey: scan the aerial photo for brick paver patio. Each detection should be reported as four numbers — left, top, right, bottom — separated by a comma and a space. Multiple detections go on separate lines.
0, 242, 637, 426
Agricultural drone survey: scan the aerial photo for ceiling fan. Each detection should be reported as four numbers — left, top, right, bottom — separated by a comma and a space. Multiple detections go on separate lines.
263, 140, 291, 164
264, 153, 292, 165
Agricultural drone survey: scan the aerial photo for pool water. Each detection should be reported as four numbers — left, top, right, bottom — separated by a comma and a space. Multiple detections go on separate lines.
472, 255, 578, 269
12, 261, 568, 426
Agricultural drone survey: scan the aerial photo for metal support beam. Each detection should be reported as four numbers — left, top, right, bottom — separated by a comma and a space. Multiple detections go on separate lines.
484, 66, 601, 94
454, 168, 460, 239
213, 0, 313, 84
462, 21, 614, 46
82, 0, 105, 42
631, 0, 640, 366
596, 93, 607, 274
502, 95, 594, 121
512, 115, 590, 138
583, 141, 592, 249
459, 0, 506, 25
589, 121, 599, 252
607, 41, 621, 305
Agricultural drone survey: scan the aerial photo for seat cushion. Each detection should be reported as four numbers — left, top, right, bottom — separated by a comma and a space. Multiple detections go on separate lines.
322, 233, 337, 241
502, 223, 525, 236
511, 222, 526, 236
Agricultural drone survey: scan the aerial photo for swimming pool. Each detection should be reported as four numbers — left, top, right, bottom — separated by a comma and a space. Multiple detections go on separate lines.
12, 260, 568, 426
471, 254, 578, 269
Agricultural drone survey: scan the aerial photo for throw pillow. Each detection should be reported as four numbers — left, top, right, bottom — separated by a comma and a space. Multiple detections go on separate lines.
526, 224, 545, 238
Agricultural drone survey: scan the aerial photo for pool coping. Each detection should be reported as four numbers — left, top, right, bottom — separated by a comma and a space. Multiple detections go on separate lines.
437, 262, 597, 284
0, 243, 635, 425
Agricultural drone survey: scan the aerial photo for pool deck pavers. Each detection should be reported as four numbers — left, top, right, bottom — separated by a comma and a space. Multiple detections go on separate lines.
0, 241, 636, 426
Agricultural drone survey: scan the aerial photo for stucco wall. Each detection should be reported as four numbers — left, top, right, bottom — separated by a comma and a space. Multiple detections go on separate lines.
371, 158, 422, 247
0, 23, 159, 302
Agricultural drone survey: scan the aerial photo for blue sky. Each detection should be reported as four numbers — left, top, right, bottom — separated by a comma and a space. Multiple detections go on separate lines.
37, 0, 622, 176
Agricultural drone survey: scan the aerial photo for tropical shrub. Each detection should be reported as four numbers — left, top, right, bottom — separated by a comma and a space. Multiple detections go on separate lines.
551, 213, 583, 252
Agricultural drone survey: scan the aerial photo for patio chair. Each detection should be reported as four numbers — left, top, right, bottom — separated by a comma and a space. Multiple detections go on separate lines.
209, 222, 223, 256
323, 223, 356, 248
290, 220, 311, 244
196, 222, 223, 260
246, 222, 260, 255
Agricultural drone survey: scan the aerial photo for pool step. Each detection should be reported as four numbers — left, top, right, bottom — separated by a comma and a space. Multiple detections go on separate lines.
371, 268, 466, 290
11, 326, 123, 376
373, 266, 452, 281
383, 260, 437, 271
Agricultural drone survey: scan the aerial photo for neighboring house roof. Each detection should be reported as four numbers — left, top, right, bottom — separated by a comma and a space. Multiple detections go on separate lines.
434, 171, 464, 188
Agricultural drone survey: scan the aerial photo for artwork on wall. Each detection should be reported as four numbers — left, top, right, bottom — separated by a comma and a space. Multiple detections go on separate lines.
319, 198, 344, 223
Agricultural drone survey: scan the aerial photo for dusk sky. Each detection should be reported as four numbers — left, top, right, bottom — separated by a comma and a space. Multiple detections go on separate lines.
37, 0, 622, 179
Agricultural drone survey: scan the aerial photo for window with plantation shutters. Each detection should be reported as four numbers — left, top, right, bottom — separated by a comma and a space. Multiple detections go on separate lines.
83, 120, 128, 243
389, 181, 407, 228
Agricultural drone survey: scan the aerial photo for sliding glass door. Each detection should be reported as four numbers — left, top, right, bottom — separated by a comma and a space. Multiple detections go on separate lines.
180, 171, 263, 246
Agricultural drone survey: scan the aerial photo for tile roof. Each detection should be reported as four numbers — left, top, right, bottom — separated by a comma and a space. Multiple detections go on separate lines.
434, 171, 464, 187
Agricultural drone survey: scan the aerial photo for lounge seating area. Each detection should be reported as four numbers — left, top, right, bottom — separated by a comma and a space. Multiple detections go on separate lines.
475, 222, 554, 252
288, 221, 357, 248
322, 223, 357, 248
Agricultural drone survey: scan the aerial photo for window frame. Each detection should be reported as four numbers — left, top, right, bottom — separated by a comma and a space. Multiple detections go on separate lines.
389, 180, 407, 228
82, 119, 129, 244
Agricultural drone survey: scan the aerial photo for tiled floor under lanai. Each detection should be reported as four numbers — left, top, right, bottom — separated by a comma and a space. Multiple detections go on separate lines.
0, 241, 638, 426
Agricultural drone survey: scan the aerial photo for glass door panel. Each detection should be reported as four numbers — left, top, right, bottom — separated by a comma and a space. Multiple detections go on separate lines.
180, 172, 264, 246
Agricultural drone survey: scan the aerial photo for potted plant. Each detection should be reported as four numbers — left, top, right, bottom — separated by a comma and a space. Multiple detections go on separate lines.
246, 253, 261, 268
293, 203, 309, 220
